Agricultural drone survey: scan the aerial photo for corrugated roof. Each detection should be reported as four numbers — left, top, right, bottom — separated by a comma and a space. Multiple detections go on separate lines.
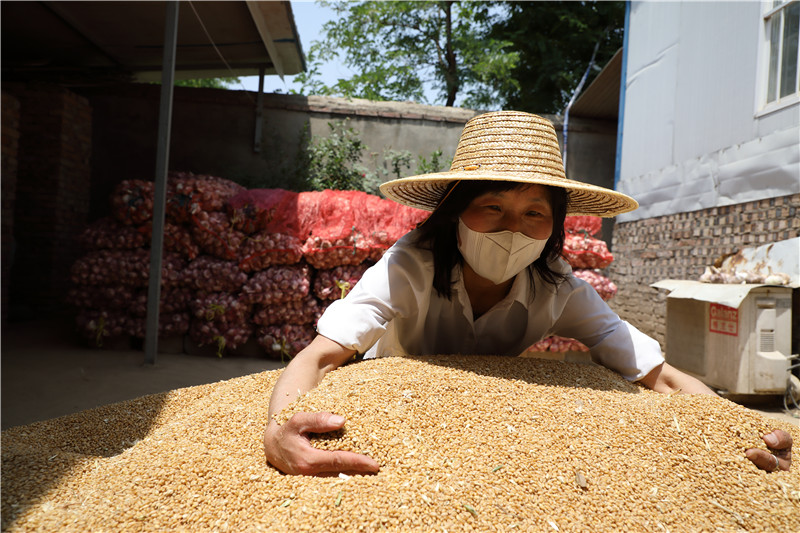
570, 48, 622, 120
1, 1, 305, 83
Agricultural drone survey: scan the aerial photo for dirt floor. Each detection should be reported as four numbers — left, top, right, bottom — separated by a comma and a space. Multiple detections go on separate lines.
2, 317, 798, 431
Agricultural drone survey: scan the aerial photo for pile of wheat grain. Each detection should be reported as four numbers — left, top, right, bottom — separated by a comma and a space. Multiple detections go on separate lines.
3, 356, 798, 532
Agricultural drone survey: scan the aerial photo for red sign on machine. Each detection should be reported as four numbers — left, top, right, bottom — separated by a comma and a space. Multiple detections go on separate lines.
709, 303, 738, 336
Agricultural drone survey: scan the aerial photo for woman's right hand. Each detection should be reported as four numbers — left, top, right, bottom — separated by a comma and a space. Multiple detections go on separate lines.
263, 412, 380, 476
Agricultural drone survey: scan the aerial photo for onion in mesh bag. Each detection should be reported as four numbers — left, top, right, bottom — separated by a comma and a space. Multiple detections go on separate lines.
242, 265, 311, 305
183, 257, 248, 293
251, 297, 321, 326
313, 264, 370, 301
572, 269, 618, 301
256, 324, 315, 360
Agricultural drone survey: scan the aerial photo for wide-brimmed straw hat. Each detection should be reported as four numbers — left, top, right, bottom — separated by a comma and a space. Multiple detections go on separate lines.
380, 110, 638, 217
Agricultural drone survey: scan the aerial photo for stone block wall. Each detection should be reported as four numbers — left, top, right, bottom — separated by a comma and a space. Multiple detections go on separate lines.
608, 193, 800, 346
5, 84, 92, 318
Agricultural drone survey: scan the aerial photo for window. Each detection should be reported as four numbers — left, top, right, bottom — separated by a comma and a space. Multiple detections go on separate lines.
763, 0, 799, 106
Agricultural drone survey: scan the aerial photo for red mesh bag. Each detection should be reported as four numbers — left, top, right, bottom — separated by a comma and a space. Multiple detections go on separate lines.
183, 257, 248, 292
110, 180, 154, 225
70, 250, 186, 288
67, 285, 137, 310
188, 291, 252, 325
528, 336, 590, 353
191, 211, 245, 260
76, 309, 130, 347
564, 215, 603, 237
242, 265, 311, 305
238, 232, 303, 272
127, 312, 191, 338
313, 264, 370, 301
572, 269, 618, 301
129, 286, 194, 317
562, 234, 614, 269
167, 172, 245, 223
251, 297, 321, 326
188, 319, 253, 354
256, 324, 316, 360
227, 189, 301, 235
80, 217, 148, 250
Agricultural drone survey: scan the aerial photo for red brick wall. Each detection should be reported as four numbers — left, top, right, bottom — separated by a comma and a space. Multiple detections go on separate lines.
2, 92, 21, 323
7, 84, 92, 317
608, 193, 800, 346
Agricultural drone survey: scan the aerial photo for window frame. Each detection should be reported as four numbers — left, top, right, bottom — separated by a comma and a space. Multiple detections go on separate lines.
755, 0, 800, 117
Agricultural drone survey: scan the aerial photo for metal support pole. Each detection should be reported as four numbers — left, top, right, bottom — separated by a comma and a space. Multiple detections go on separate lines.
254, 64, 265, 152
145, 1, 179, 365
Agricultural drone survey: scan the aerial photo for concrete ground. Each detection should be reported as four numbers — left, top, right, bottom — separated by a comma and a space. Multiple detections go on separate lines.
2, 317, 798, 430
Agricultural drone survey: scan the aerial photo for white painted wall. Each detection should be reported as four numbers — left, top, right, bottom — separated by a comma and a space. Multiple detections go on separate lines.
618, 0, 799, 222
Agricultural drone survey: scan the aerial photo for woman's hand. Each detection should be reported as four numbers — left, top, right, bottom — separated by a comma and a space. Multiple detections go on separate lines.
640, 363, 792, 472
263, 412, 380, 476
745, 429, 793, 472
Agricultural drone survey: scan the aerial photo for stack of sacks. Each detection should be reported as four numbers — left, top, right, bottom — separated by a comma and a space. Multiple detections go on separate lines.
68, 177, 427, 358
527, 216, 618, 355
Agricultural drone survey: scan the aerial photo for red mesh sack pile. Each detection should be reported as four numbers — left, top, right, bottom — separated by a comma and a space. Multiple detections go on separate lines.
70, 250, 186, 288
129, 287, 194, 317
572, 269, 618, 302
564, 215, 602, 237
227, 189, 300, 235
256, 324, 316, 359
529, 336, 590, 353
241, 265, 311, 305
313, 264, 370, 301
252, 297, 321, 327
191, 211, 245, 260
562, 233, 614, 269
187, 291, 253, 352
80, 217, 148, 250
127, 313, 191, 339
182, 257, 248, 293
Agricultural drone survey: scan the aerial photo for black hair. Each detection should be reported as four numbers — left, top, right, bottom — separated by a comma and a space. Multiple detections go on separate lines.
413, 180, 569, 299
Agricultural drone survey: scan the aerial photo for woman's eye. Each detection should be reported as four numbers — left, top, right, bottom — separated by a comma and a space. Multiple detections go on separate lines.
486, 205, 501, 212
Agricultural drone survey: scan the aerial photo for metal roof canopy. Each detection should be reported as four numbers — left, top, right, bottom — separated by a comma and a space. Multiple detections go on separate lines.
3, 1, 305, 365
569, 48, 623, 121
1, 0, 305, 83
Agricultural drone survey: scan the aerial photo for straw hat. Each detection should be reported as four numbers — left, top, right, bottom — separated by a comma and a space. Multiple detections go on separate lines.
380, 110, 638, 217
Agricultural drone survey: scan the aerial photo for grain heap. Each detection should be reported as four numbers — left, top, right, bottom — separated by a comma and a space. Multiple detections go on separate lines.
4, 356, 798, 532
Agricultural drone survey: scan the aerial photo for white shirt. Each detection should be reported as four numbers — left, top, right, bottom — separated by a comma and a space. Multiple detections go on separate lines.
317, 231, 664, 381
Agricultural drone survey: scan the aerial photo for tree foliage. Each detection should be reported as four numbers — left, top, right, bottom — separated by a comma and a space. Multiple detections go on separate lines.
175, 77, 240, 89
490, 1, 625, 114
294, 1, 519, 108
295, 1, 624, 113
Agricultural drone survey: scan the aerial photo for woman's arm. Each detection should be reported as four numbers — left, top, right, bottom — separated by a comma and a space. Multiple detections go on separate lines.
637, 361, 716, 394
638, 362, 792, 472
263, 335, 380, 476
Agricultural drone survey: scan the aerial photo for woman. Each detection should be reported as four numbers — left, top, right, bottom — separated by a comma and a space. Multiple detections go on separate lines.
264, 111, 792, 476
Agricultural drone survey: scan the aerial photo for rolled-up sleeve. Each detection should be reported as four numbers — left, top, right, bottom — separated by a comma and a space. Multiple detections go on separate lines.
549, 277, 665, 381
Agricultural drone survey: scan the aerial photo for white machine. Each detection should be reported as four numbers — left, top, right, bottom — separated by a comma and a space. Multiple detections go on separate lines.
652, 237, 800, 401
653, 281, 796, 395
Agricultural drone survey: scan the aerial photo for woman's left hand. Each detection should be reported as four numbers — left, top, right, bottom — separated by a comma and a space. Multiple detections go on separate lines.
745, 429, 793, 472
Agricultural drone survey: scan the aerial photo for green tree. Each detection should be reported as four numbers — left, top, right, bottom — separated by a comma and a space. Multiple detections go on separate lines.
490, 1, 625, 114
175, 77, 240, 89
294, 1, 519, 108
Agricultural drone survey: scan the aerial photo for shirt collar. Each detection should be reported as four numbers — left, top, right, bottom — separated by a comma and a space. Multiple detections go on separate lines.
452, 263, 530, 310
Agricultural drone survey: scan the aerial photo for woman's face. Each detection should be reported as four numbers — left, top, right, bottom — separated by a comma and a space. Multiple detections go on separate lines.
459, 184, 554, 241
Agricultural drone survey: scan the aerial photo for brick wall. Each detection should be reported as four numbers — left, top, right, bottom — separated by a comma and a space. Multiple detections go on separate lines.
7, 84, 92, 318
608, 193, 800, 346
2, 92, 21, 323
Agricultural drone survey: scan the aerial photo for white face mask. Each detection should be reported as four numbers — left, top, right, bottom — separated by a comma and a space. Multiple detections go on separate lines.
457, 218, 548, 284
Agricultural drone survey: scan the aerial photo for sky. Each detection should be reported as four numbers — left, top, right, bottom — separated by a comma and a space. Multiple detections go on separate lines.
233, 1, 350, 94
